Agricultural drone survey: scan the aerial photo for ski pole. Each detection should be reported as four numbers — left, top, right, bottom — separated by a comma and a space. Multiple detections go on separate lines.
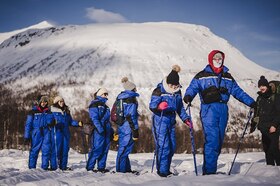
81, 129, 88, 165
151, 111, 163, 173
53, 126, 59, 169
228, 108, 253, 175
187, 105, 198, 176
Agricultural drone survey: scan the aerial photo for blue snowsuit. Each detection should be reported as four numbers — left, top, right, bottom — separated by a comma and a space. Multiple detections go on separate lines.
116, 90, 139, 173
184, 65, 254, 174
149, 80, 189, 176
86, 96, 113, 171
24, 106, 54, 169
50, 105, 79, 170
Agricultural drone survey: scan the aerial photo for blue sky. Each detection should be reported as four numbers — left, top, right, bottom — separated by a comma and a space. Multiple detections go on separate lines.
0, 0, 279, 71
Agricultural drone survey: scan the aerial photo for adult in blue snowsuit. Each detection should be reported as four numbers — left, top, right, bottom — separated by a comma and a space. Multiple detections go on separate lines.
149, 65, 190, 177
24, 95, 54, 170
50, 96, 82, 171
183, 50, 256, 175
116, 77, 139, 173
86, 88, 114, 173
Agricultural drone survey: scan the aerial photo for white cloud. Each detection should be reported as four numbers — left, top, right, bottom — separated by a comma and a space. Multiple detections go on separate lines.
85, 7, 128, 23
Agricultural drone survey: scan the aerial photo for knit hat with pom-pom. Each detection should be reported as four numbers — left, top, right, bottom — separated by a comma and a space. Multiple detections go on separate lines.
121, 77, 136, 91
258, 76, 269, 88
166, 65, 181, 85
53, 96, 64, 104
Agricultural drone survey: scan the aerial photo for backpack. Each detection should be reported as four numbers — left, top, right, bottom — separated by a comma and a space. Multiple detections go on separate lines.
269, 81, 280, 95
110, 99, 125, 125
83, 102, 108, 135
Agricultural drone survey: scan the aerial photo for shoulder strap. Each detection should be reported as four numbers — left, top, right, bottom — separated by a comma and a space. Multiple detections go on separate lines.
271, 94, 276, 102
89, 101, 107, 120
217, 73, 223, 89
100, 104, 108, 120
123, 97, 137, 104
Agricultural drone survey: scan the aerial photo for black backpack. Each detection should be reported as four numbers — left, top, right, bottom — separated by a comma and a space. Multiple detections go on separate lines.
269, 80, 280, 95
110, 98, 125, 125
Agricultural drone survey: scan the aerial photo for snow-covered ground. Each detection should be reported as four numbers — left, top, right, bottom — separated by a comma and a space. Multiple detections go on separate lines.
0, 149, 279, 185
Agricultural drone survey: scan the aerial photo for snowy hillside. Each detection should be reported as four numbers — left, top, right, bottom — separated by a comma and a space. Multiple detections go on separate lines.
0, 149, 280, 185
0, 22, 279, 130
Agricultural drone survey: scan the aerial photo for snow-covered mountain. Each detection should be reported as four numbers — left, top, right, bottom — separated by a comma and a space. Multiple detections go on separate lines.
0, 21, 53, 44
0, 21, 279, 131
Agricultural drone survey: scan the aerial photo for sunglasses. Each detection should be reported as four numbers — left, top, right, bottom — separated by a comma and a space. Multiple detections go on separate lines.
103, 93, 108, 96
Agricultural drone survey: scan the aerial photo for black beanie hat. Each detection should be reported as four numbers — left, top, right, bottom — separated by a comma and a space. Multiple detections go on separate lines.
166, 65, 181, 85
258, 76, 269, 87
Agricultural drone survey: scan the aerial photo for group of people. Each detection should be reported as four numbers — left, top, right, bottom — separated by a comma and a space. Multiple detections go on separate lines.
24, 95, 82, 171
24, 49, 280, 177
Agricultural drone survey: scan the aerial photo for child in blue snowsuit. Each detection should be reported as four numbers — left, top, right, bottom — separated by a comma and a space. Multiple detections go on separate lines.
183, 50, 255, 175
116, 77, 139, 173
86, 88, 113, 173
149, 65, 190, 177
50, 96, 82, 170
24, 95, 54, 170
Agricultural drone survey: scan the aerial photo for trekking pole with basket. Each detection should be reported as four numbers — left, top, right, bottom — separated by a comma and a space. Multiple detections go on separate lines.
151, 111, 163, 173
186, 105, 198, 176
228, 108, 254, 175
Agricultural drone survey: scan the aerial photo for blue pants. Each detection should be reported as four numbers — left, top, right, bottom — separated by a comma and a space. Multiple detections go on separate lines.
86, 130, 110, 170
50, 128, 70, 170
153, 115, 176, 175
201, 103, 228, 174
29, 128, 51, 169
116, 122, 134, 173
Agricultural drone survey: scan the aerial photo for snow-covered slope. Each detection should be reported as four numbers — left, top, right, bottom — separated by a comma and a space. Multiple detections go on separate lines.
0, 149, 280, 185
0, 21, 53, 44
0, 22, 279, 130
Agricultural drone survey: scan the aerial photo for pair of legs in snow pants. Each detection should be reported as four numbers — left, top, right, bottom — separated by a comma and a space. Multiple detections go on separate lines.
50, 128, 70, 170
261, 129, 280, 166
28, 127, 51, 170
116, 122, 135, 173
201, 103, 228, 175
152, 115, 176, 177
86, 129, 111, 171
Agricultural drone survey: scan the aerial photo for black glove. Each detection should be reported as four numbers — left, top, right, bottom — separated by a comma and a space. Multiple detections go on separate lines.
183, 95, 192, 106
48, 120, 56, 127
219, 87, 228, 94
250, 101, 257, 109
249, 121, 257, 134
24, 138, 31, 145
132, 129, 139, 141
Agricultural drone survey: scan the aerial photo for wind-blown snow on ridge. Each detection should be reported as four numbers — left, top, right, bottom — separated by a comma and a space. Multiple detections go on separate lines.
0, 22, 279, 129
0, 21, 53, 44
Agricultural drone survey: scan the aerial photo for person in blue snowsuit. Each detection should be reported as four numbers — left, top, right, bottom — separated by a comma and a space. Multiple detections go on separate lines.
149, 65, 190, 177
116, 77, 139, 173
183, 50, 256, 175
24, 95, 54, 170
50, 96, 82, 171
86, 88, 114, 173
